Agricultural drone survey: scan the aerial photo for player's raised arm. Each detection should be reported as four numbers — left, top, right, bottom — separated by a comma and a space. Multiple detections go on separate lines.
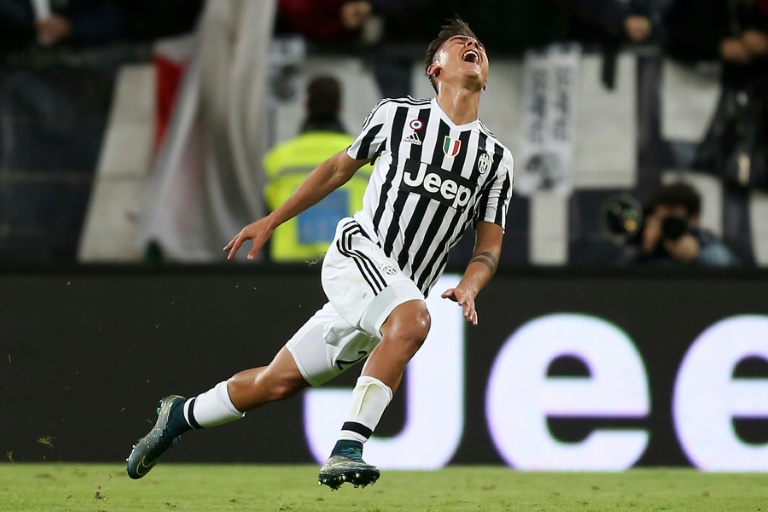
440, 221, 503, 326
224, 150, 369, 261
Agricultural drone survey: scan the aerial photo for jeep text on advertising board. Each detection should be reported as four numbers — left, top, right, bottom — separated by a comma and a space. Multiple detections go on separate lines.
3, 269, 767, 466
305, 275, 768, 471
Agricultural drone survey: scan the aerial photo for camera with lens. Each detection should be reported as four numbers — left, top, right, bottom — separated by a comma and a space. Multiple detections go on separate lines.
660, 214, 689, 241
601, 193, 692, 246
598, 182, 717, 263
600, 194, 643, 245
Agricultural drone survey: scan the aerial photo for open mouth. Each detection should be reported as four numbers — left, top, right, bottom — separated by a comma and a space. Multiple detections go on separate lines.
462, 49, 480, 64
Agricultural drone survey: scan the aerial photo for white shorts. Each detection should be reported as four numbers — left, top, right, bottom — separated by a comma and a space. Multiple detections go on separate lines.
285, 218, 425, 386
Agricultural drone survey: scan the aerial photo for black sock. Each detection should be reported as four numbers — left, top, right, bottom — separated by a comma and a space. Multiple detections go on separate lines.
167, 399, 194, 435
331, 439, 363, 456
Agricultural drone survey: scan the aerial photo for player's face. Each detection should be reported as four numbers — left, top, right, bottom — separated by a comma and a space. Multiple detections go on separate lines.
432, 35, 489, 89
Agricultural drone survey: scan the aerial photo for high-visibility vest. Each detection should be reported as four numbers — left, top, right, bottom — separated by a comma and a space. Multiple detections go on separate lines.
263, 131, 371, 262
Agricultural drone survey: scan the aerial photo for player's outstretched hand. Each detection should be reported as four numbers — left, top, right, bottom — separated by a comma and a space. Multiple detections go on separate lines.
441, 287, 478, 326
223, 218, 274, 261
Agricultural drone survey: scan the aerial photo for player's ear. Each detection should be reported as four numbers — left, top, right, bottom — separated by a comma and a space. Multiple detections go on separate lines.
427, 63, 441, 79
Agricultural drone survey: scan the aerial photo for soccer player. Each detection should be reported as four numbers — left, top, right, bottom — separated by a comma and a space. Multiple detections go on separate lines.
126, 17, 514, 490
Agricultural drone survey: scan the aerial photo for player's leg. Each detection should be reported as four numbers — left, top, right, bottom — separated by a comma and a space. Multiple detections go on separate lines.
360, 299, 430, 391
126, 348, 310, 479
318, 299, 429, 489
227, 347, 310, 410
333, 298, 429, 446
318, 219, 429, 489
174, 346, 310, 432
126, 311, 339, 480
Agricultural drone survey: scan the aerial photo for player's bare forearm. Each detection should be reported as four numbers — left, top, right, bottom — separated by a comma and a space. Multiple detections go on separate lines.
441, 221, 503, 325
460, 222, 502, 295
461, 249, 499, 293
266, 150, 366, 229
224, 150, 369, 260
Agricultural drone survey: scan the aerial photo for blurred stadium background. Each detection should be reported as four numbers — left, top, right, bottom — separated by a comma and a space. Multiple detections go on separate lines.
2, 0, 768, 478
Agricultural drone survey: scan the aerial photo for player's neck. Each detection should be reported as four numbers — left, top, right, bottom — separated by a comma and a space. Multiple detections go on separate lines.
435, 85, 480, 126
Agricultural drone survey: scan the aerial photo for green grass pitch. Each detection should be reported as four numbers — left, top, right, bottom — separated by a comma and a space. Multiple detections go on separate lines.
1, 464, 767, 512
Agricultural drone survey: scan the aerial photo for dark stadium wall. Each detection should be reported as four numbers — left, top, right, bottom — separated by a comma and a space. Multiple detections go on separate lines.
2, 267, 767, 471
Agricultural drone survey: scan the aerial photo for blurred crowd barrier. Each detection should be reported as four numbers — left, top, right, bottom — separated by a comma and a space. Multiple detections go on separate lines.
1, 0, 767, 267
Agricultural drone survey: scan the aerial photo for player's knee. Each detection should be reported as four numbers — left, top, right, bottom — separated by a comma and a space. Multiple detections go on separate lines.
411, 308, 431, 343
384, 304, 431, 355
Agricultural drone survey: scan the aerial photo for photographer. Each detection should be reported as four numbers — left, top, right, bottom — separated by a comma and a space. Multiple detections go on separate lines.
630, 182, 740, 267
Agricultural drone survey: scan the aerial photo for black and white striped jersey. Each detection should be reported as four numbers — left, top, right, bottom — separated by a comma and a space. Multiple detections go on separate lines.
346, 96, 514, 296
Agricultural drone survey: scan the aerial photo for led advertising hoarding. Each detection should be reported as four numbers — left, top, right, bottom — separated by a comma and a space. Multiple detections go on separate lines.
1, 268, 766, 470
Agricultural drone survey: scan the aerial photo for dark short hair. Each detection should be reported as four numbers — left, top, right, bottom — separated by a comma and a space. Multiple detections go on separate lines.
424, 17, 480, 93
651, 182, 701, 216
307, 75, 341, 121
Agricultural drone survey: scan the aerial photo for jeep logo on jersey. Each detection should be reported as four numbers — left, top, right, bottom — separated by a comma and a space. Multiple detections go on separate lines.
401, 160, 476, 211
443, 136, 462, 158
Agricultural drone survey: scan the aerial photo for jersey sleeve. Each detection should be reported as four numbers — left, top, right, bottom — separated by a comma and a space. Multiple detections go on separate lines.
347, 99, 391, 161
476, 150, 514, 231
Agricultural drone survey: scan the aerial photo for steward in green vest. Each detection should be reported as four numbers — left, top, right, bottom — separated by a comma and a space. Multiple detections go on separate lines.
264, 76, 371, 262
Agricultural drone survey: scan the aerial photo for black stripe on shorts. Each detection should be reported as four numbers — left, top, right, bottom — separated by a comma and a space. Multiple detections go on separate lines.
336, 223, 386, 295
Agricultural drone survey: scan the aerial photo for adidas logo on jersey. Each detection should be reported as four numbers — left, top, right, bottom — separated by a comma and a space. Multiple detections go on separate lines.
402, 132, 422, 145
401, 160, 475, 211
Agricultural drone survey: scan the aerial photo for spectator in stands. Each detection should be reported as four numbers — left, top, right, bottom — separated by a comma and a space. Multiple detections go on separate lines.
551, 0, 658, 44
665, 0, 768, 64
665, 0, 768, 189
277, 0, 372, 41
365, 0, 660, 98
625, 182, 740, 266
665, 0, 767, 263
368, 0, 566, 97
365, 0, 454, 97
0, 0, 203, 49
0, 0, 127, 48
263, 75, 370, 262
